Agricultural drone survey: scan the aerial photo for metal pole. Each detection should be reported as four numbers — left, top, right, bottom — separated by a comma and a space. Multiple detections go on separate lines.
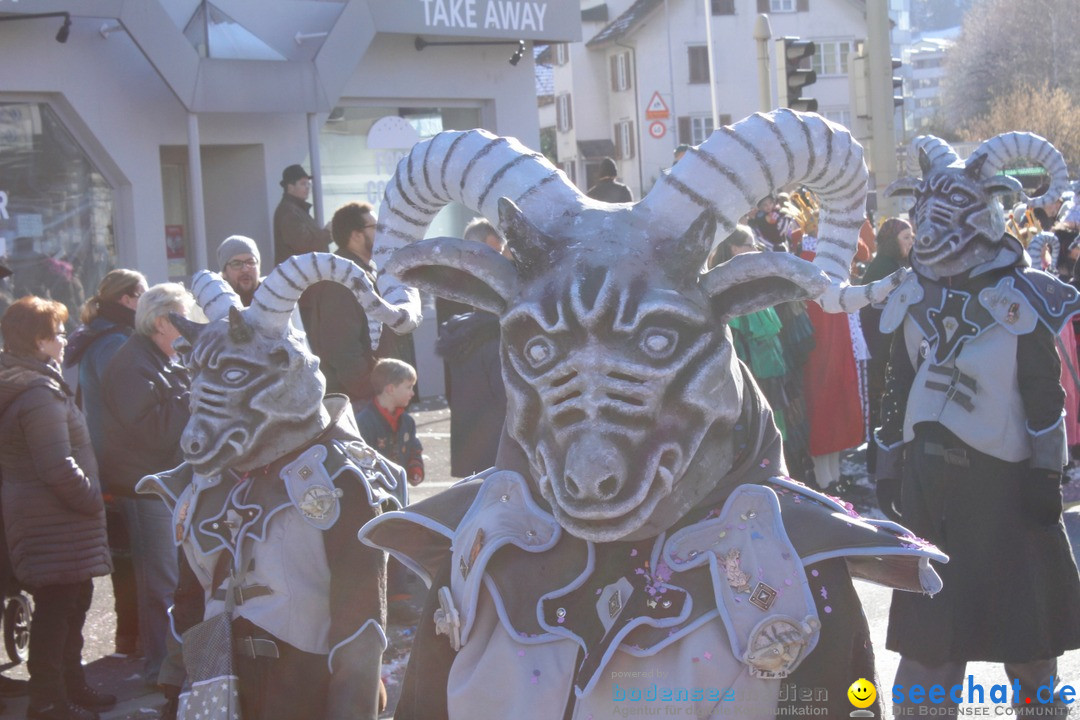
703, 0, 719, 129
186, 112, 208, 273
664, 0, 678, 151
753, 14, 773, 113
867, 0, 898, 218
307, 112, 325, 227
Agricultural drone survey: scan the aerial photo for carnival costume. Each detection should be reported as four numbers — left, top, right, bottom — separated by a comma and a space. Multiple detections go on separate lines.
357, 110, 947, 719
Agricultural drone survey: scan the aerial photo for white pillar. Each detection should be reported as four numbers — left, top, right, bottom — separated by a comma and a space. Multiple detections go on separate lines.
308, 112, 325, 226
187, 112, 208, 273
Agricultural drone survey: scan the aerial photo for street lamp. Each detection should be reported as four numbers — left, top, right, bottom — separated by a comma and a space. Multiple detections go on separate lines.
0, 12, 72, 44
414, 36, 527, 66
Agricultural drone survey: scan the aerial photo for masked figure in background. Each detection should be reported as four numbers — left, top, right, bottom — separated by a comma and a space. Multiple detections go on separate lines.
875, 134, 1080, 716
357, 110, 946, 720
137, 255, 404, 720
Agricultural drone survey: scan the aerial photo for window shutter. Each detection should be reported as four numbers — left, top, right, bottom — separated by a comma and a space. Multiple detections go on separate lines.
757, 0, 769, 13
610, 55, 619, 92
627, 52, 634, 89
678, 116, 691, 145
567, 95, 573, 131
796, 0, 809, 10
614, 124, 623, 160
627, 121, 635, 159
712, 0, 735, 14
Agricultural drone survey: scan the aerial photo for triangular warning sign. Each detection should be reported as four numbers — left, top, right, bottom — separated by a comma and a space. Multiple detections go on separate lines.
645, 91, 670, 120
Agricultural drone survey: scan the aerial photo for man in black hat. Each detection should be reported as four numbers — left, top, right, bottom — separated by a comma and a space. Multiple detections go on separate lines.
273, 164, 332, 266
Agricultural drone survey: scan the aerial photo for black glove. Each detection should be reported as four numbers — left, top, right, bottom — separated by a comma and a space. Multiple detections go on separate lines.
158, 684, 180, 720
876, 478, 903, 522
1024, 472, 1063, 526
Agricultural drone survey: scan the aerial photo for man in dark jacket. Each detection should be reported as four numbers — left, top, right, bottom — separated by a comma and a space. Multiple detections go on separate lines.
299, 202, 380, 405
272, 164, 332, 267
101, 284, 193, 688
585, 157, 633, 203
436, 311, 505, 477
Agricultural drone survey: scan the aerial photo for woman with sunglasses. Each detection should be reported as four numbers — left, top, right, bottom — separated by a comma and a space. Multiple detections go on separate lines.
0, 296, 113, 720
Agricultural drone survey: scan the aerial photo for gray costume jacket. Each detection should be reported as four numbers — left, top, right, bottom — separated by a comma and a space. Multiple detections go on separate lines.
139, 397, 401, 720
362, 378, 946, 720
0, 352, 111, 588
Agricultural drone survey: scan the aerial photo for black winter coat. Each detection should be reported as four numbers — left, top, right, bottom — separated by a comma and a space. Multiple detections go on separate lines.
101, 333, 191, 497
0, 352, 111, 587
435, 312, 506, 477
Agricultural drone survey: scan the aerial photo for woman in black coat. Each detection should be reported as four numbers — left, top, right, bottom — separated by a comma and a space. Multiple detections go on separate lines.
0, 296, 113, 720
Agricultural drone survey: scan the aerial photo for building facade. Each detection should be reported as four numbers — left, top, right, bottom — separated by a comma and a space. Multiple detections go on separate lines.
0, 0, 581, 396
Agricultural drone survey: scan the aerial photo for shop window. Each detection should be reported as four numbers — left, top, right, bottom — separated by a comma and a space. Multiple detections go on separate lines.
758, 0, 808, 10
678, 114, 730, 145
557, 94, 574, 132
711, 0, 736, 15
688, 46, 710, 84
615, 121, 635, 160
554, 43, 570, 66
812, 40, 853, 77
0, 102, 115, 323
314, 105, 481, 238
610, 52, 633, 92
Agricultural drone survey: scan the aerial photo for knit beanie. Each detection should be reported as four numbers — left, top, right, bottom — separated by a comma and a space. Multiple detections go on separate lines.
217, 235, 261, 271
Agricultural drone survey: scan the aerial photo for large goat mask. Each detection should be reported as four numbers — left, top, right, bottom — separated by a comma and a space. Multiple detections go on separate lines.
171, 253, 402, 476
372, 110, 903, 542
885, 132, 1071, 279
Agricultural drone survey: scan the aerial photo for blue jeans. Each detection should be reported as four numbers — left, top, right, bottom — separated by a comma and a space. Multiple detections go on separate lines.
120, 497, 178, 686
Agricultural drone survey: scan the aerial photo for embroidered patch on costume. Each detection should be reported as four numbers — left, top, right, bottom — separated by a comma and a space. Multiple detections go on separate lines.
299, 485, 343, 521
721, 548, 752, 594
749, 582, 778, 611
280, 445, 341, 530
744, 616, 819, 679
175, 498, 190, 543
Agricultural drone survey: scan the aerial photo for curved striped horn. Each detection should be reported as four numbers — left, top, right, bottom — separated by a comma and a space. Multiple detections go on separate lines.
372, 129, 589, 349
909, 135, 961, 170
970, 132, 1070, 209
639, 109, 896, 313
247, 252, 396, 345
191, 271, 243, 322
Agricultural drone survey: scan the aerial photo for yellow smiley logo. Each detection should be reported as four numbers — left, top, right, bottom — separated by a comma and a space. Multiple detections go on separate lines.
847, 678, 876, 709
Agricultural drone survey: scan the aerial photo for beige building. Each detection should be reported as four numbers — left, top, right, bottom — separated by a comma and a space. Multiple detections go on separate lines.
0, 0, 581, 396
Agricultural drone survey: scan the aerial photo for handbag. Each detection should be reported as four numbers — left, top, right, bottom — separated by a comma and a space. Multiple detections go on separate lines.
177, 567, 243, 720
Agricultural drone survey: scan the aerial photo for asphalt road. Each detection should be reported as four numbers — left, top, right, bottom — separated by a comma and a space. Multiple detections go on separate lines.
1, 398, 1077, 719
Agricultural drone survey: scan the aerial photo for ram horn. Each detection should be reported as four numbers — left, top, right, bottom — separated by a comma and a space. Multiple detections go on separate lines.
638, 109, 897, 313
372, 129, 589, 349
909, 135, 961, 171
970, 132, 1070, 209
246, 252, 395, 345
191, 271, 243, 322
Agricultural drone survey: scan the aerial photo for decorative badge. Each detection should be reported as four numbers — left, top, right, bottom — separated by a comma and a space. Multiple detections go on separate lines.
299, 485, 343, 521
175, 499, 190, 543
1006, 302, 1020, 324
744, 616, 819, 679
749, 582, 778, 611
721, 548, 752, 594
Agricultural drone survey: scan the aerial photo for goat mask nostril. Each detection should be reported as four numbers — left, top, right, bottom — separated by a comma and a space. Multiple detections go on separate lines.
598, 476, 618, 498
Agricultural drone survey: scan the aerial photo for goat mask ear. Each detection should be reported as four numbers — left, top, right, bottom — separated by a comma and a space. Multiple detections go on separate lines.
385, 236, 518, 316
701, 252, 828, 322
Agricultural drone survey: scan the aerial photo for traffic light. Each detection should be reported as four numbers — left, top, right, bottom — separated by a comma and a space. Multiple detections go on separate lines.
891, 57, 904, 109
775, 37, 818, 113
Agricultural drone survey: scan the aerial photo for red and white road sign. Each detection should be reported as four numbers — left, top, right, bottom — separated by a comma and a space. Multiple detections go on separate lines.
649, 121, 667, 139
645, 91, 670, 120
